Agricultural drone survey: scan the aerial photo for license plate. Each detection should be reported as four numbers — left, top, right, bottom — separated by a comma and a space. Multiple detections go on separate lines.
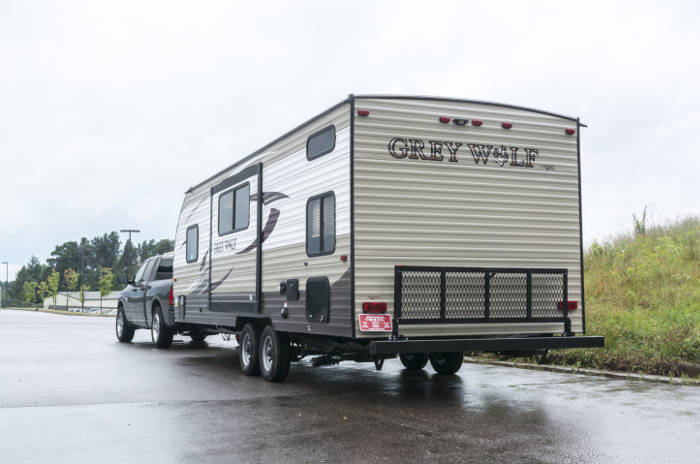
359, 314, 392, 332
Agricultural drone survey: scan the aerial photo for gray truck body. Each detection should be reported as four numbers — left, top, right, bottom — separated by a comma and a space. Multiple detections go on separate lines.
118, 253, 174, 329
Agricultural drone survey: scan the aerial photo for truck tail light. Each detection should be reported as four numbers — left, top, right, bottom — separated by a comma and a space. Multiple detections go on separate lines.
558, 301, 578, 311
362, 302, 387, 313
169, 286, 174, 306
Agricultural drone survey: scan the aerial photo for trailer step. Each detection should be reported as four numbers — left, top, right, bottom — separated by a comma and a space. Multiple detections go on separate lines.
369, 336, 604, 356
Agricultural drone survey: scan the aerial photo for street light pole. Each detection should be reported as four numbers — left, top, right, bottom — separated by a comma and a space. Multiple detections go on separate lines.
119, 229, 140, 281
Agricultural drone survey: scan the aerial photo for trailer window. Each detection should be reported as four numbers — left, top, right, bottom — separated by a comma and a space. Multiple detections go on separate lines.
218, 191, 234, 235
234, 184, 250, 231
306, 125, 336, 161
306, 192, 335, 256
218, 183, 250, 235
186, 225, 198, 263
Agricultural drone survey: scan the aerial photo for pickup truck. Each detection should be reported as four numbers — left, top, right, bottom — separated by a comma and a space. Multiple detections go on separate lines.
115, 253, 207, 347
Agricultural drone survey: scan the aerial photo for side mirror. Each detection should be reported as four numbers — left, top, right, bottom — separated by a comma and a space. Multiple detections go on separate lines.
117, 275, 127, 285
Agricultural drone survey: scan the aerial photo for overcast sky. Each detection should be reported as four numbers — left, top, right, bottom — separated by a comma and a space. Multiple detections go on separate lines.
1, 0, 698, 280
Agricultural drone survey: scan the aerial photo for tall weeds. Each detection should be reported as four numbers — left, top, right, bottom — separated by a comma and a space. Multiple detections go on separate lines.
550, 215, 699, 375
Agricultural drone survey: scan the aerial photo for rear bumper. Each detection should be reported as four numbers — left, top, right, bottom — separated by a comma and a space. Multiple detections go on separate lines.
369, 335, 604, 355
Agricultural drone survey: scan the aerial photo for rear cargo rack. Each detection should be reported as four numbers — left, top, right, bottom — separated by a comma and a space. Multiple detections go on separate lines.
394, 266, 572, 333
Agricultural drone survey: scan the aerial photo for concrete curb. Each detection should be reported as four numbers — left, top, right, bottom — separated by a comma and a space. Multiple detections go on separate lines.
463, 356, 700, 386
2, 307, 115, 317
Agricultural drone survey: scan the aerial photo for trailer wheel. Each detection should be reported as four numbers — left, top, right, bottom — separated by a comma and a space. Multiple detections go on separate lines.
399, 353, 428, 370
239, 323, 261, 376
190, 330, 207, 342
151, 304, 173, 348
259, 325, 291, 382
115, 306, 135, 343
429, 352, 463, 375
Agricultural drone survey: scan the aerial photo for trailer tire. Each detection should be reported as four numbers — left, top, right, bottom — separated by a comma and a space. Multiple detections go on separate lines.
239, 323, 261, 376
399, 353, 429, 370
259, 325, 291, 382
115, 306, 135, 343
151, 304, 173, 348
429, 352, 463, 375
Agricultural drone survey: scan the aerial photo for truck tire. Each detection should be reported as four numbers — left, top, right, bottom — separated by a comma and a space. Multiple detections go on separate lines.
151, 304, 173, 348
239, 323, 261, 376
116, 306, 135, 343
399, 353, 429, 370
429, 352, 463, 375
259, 325, 291, 382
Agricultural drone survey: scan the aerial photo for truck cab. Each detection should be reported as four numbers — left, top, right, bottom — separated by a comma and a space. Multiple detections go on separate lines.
116, 253, 177, 347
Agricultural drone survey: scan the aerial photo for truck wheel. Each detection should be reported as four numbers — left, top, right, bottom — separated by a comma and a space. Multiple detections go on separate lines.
259, 325, 291, 382
399, 353, 428, 370
429, 352, 463, 375
239, 323, 261, 376
116, 306, 135, 343
151, 304, 173, 348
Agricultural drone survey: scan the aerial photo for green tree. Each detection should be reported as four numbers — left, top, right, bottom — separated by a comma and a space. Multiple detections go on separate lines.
47, 270, 60, 308
79, 284, 89, 310
37, 281, 49, 306
47, 242, 81, 289
98, 268, 114, 314
116, 239, 139, 283
64, 268, 79, 309
92, 233, 121, 270
23, 281, 38, 307
9, 256, 49, 301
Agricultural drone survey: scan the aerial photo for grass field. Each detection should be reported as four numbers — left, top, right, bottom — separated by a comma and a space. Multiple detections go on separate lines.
546, 215, 699, 377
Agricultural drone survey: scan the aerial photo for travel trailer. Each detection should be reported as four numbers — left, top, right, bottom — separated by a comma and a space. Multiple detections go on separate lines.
168, 95, 603, 381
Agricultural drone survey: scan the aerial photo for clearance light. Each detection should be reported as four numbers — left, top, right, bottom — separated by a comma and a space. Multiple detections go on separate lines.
565, 128, 575, 135
439, 116, 450, 123
357, 109, 370, 117
502, 122, 513, 129
340, 254, 348, 262
362, 302, 387, 314
472, 119, 483, 127
558, 301, 578, 311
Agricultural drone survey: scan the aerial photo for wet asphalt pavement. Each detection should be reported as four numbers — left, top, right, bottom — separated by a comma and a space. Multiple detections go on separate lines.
0, 310, 698, 464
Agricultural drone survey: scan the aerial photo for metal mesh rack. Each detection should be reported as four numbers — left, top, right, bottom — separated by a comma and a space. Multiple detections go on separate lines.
395, 266, 568, 324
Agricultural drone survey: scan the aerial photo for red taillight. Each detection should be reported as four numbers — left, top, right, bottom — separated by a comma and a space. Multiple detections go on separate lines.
558, 301, 578, 311
565, 128, 575, 135
472, 119, 483, 126
169, 286, 174, 306
357, 109, 370, 117
439, 116, 450, 123
502, 122, 512, 129
362, 302, 387, 313
340, 254, 348, 262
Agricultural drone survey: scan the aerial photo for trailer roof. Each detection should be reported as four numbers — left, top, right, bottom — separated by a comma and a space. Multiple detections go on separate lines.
186, 94, 584, 193
354, 94, 583, 124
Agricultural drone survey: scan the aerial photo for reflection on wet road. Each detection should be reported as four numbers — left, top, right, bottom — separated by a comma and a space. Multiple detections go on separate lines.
0, 310, 698, 463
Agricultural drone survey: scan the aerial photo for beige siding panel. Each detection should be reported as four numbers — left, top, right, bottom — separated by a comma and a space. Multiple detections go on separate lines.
353, 97, 583, 338
174, 102, 351, 334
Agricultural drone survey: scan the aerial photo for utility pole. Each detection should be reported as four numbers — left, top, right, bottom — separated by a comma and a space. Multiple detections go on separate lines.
119, 229, 140, 281
1, 261, 8, 308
